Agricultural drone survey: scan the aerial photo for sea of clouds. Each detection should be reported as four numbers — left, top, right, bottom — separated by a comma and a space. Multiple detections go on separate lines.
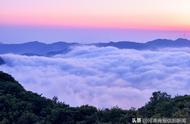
0, 46, 190, 109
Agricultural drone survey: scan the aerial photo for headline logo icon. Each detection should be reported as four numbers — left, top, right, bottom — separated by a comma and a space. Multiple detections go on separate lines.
132, 118, 142, 123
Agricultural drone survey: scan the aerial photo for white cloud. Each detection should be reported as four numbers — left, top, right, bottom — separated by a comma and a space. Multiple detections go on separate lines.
0, 46, 190, 109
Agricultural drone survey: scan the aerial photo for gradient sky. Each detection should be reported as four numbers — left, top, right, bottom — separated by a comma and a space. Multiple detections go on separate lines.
1, 0, 190, 43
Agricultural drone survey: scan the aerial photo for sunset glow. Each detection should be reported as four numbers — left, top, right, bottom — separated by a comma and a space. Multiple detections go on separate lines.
2, 0, 190, 115
1, 0, 190, 31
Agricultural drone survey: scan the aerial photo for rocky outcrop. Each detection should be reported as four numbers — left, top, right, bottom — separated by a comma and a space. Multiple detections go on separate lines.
0, 57, 4, 65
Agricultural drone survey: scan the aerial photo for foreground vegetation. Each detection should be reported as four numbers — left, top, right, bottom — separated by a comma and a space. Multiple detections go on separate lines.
0, 71, 189, 124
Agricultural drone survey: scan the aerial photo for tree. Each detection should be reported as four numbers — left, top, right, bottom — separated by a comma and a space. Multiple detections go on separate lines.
0, 71, 190, 123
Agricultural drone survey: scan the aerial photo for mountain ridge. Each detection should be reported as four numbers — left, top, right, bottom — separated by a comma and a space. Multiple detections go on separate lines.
0, 38, 190, 56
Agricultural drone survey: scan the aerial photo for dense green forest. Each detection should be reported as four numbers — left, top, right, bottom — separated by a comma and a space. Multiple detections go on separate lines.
0, 71, 189, 124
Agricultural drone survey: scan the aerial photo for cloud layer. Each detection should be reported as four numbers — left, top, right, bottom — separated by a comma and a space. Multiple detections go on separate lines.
0, 46, 190, 108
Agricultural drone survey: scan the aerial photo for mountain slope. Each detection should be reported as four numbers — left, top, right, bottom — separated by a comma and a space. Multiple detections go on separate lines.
0, 71, 189, 124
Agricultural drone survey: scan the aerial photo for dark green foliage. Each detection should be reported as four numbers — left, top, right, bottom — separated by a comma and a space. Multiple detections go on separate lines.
138, 91, 173, 117
0, 71, 189, 124
138, 91, 190, 119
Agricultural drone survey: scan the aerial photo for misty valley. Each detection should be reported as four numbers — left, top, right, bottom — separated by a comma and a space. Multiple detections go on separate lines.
0, 39, 190, 109
1, 0, 190, 123
0, 39, 190, 123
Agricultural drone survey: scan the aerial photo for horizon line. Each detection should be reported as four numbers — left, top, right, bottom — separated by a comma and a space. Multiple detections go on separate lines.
0, 38, 189, 45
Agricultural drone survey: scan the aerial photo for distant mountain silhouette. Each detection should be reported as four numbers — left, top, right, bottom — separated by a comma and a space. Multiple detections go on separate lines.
0, 38, 190, 56
95, 38, 190, 50
0, 41, 78, 56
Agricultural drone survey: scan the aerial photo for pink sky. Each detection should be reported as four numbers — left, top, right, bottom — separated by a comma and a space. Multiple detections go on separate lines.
1, 0, 190, 31
1, 0, 190, 43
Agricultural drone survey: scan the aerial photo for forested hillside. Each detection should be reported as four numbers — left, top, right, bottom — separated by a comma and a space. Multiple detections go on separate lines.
0, 71, 189, 124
